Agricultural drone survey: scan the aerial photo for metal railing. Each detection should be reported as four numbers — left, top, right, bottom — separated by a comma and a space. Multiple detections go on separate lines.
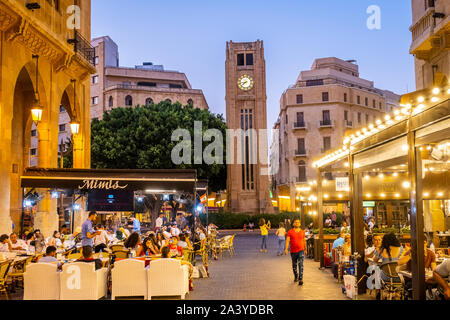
68, 31, 95, 66
295, 149, 307, 157
319, 120, 333, 127
293, 121, 306, 129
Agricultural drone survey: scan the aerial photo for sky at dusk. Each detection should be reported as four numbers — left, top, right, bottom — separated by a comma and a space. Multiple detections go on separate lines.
91, 0, 415, 131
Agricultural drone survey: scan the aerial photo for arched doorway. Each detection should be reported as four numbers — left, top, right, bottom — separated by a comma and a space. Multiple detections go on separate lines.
10, 64, 48, 233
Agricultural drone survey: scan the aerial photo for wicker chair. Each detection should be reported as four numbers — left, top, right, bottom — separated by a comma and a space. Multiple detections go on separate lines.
0, 260, 12, 299
380, 262, 406, 300
112, 249, 130, 260
7, 256, 33, 289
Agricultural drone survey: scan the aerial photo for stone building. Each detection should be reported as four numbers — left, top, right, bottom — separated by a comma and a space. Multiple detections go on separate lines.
271, 57, 400, 211
0, 0, 94, 236
410, 0, 450, 89
225, 40, 273, 214
55, 35, 210, 147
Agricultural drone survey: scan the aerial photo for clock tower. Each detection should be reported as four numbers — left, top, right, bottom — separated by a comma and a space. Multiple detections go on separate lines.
225, 40, 274, 214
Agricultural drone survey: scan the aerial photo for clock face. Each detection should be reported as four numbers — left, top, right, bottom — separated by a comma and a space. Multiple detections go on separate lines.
237, 75, 254, 91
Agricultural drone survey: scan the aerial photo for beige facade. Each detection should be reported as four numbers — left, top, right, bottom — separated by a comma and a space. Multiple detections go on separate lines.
225, 40, 273, 214
410, 0, 450, 89
90, 36, 208, 120
272, 58, 400, 211
0, 0, 94, 236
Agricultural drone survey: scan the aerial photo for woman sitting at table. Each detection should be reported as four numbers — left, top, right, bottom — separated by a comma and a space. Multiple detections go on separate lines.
167, 238, 183, 258
148, 233, 161, 254
156, 232, 166, 248
124, 232, 141, 251
48, 231, 62, 249
373, 232, 408, 283
178, 233, 193, 250
137, 236, 159, 257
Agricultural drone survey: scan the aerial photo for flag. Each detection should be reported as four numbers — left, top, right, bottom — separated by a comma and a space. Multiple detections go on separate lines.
200, 193, 207, 204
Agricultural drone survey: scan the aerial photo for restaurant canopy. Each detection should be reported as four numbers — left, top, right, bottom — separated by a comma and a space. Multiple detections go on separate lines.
21, 168, 198, 194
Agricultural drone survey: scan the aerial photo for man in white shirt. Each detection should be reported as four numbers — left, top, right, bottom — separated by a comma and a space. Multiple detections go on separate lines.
0, 234, 12, 252
10, 233, 28, 252
162, 227, 172, 241
155, 213, 164, 232
93, 225, 109, 253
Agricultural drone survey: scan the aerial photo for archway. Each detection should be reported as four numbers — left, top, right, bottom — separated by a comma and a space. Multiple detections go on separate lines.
10, 64, 48, 232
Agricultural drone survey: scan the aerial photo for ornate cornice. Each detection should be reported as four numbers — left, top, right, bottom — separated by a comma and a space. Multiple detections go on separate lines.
0, 1, 18, 31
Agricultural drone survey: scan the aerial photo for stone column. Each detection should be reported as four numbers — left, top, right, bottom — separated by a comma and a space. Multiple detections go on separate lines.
72, 134, 84, 169
0, 155, 13, 235
34, 122, 58, 237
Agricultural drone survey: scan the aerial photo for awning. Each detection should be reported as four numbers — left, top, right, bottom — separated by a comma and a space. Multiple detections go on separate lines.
21, 168, 197, 193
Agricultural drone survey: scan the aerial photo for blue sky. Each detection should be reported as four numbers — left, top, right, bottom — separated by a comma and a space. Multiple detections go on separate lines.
92, 0, 415, 130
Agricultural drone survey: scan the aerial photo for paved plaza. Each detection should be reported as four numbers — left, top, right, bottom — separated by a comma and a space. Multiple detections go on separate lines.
188, 231, 350, 300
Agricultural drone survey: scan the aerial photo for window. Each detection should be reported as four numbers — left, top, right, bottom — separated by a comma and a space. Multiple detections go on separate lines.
425, 0, 435, 10
296, 112, 304, 126
344, 93, 347, 102
246, 53, 254, 66
358, 112, 362, 124
296, 94, 303, 104
344, 110, 348, 121
306, 79, 323, 87
91, 96, 99, 105
298, 161, 307, 182
59, 124, 65, 132
169, 84, 183, 89
373, 99, 376, 108
365, 114, 369, 123
379, 102, 382, 110
30, 148, 37, 156
109, 96, 113, 107
285, 114, 288, 125
322, 92, 329, 102
357, 96, 361, 104
94, 56, 99, 66
187, 99, 194, 106
323, 137, 331, 152
31, 129, 37, 137
237, 53, 245, 66
297, 138, 306, 154
125, 95, 133, 106
365, 97, 368, 106
92, 75, 99, 84
164, 99, 172, 104
137, 81, 156, 87
322, 110, 331, 122
145, 98, 154, 105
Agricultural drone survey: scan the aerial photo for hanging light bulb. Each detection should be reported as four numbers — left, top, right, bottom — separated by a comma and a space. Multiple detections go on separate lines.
31, 105, 43, 122
70, 121, 80, 135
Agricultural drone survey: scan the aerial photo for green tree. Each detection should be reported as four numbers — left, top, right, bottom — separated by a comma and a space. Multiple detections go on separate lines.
91, 101, 227, 191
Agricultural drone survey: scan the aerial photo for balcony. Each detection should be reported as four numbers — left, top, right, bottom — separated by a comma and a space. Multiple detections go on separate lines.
68, 31, 95, 66
294, 149, 307, 157
344, 120, 353, 128
293, 121, 307, 130
319, 120, 334, 128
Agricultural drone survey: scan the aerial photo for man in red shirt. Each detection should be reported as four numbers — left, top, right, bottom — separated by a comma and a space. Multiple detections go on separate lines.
285, 218, 306, 285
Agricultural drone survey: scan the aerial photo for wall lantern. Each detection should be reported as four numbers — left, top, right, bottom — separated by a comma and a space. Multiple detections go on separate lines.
31, 105, 43, 122
70, 121, 80, 135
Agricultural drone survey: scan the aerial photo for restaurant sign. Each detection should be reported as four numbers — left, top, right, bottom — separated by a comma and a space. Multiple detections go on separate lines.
335, 177, 349, 192
78, 179, 128, 190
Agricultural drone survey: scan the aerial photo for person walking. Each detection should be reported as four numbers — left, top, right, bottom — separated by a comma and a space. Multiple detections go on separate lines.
259, 219, 271, 253
276, 222, 286, 256
81, 212, 101, 251
285, 219, 307, 285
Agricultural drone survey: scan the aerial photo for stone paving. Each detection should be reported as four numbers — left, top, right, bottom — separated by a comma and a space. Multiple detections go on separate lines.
188, 231, 352, 300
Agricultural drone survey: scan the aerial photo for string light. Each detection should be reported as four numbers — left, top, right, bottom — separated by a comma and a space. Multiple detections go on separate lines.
432, 88, 440, 95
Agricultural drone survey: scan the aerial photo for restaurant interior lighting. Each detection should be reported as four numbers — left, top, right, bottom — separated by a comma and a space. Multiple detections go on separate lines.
437, 192, 444, 197
324, 194, 329, 199
395, 193, 400, 198
431, 97, 439, 103
366, 193, 371, 198
378, 173, 384, 178
418, 96, 425, 103
402, 181, 411, 189
73, 204, 81, 211
381, 193, 386, 198
432, 88, 440, 95
364, 175, 370, 180
424, 192, 429, 197
393, 172, 398, 177
146, 189, 177, 194
338, 194, 343, 199
51, 191, 60, 199
24, 200, 32, 207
